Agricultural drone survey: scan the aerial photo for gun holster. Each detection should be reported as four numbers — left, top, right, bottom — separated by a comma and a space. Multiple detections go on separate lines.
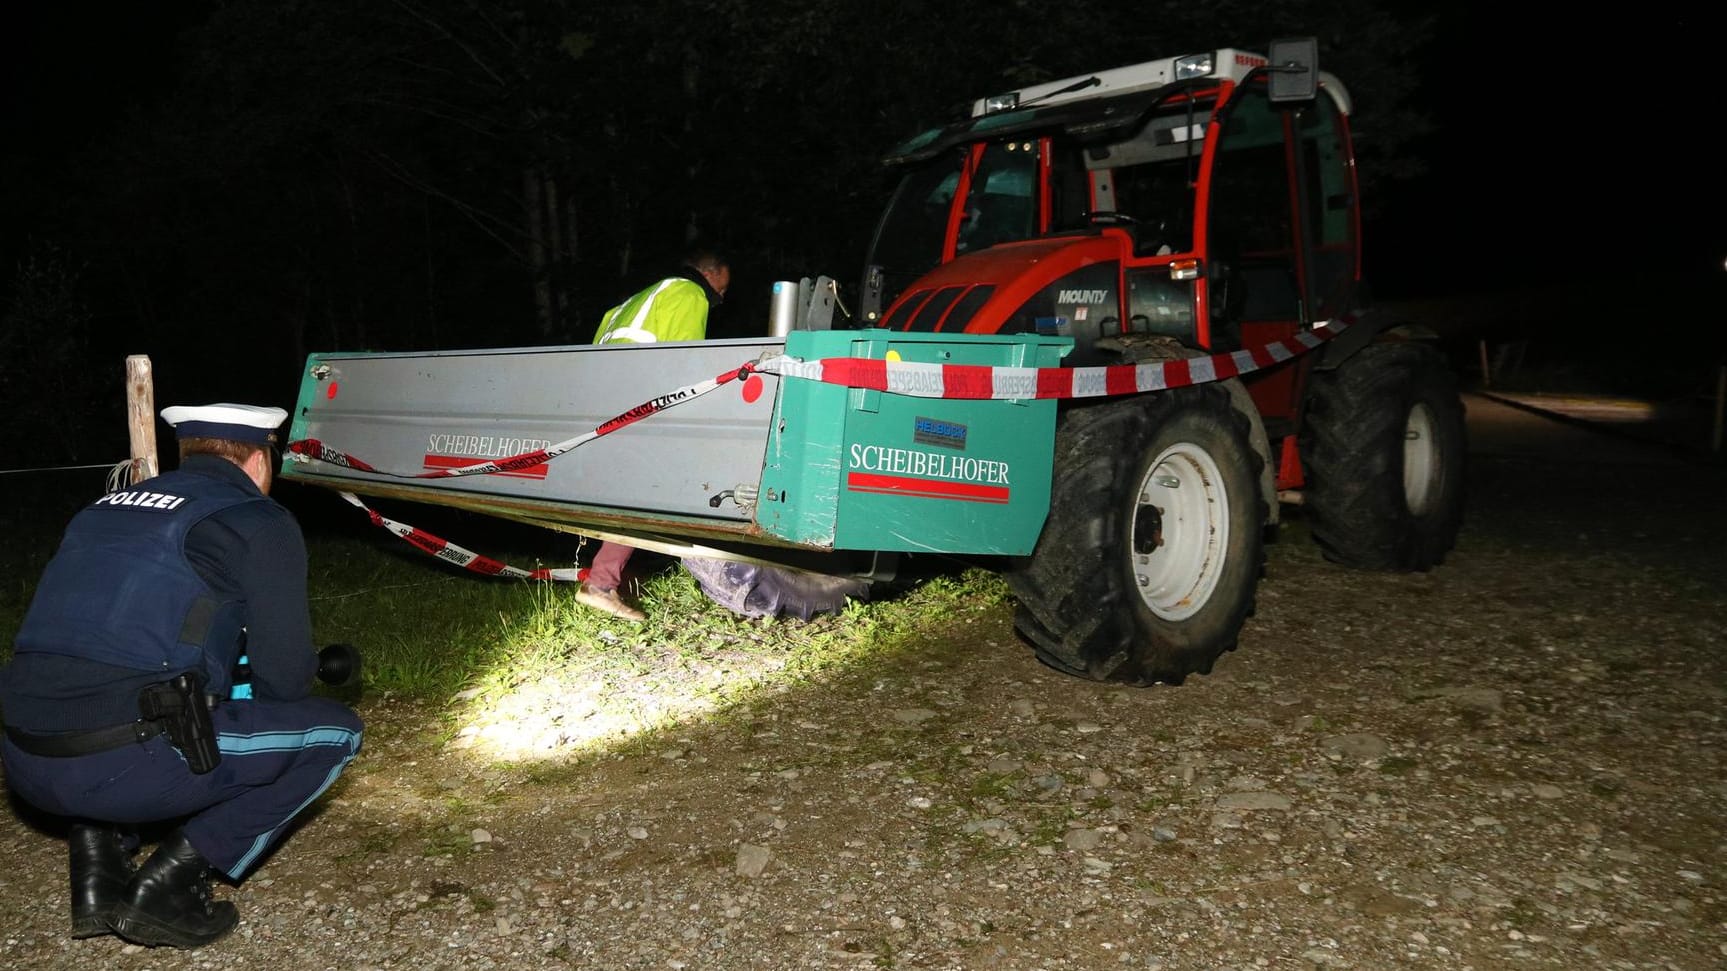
138, 673, 221, 774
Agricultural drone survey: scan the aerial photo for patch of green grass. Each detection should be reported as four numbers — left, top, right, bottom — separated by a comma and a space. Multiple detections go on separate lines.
356, 827, 401, 855
969, 771, 1018, 801
1026, 808, 1074, 847
402, 537, 1016, 761
306, 534, 547, 700
1378, 756, 1419, 776
421, 825, 476, 859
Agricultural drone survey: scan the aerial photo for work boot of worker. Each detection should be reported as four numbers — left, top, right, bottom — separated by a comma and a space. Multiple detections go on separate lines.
68, 823, 132, 938
108, 830, 238, 948
575, 586, 646, 623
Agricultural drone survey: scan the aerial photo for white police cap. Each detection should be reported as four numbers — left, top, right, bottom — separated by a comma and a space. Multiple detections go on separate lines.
160, 403, 288, 445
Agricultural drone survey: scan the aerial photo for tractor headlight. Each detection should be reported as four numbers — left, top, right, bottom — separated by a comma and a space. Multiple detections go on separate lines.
1173, 52, 1215, 80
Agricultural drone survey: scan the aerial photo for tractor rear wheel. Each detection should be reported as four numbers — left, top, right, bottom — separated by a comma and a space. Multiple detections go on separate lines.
681, 557, 870, 621
1300, 342, 1466, 570
1008, 385, 1265, 685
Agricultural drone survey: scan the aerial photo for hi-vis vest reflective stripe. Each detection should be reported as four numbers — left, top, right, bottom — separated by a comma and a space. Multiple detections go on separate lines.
593, 277, 708, 344
596, 279, 679, 343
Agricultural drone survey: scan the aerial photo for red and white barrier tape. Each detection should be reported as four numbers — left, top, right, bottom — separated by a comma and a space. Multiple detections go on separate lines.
303, 324, 1344, 575
339, 491, 588, 582
289, 322, 1343, 483
758, 319, 1346, 399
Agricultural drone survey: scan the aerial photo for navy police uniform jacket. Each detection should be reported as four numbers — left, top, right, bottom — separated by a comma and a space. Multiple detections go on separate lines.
2, 455, 318, 732
0, 455, 359, 881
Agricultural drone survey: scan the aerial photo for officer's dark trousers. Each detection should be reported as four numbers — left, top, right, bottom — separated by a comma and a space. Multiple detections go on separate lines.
1, 697, 362, 881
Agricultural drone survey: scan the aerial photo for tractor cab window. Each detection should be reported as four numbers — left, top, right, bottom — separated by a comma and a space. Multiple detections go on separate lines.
1293, 97, 1358, 319
955, 140, 1039, 254
1207, 84, 1302, 346
1067, 99, 1212, 256
867, 148, 966, 315
866, 139, 1043, 315
1047, 141, 1091, 232
1109, 160, 1196, 255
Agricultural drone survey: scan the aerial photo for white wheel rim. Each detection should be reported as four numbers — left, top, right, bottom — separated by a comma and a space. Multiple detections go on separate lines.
1403, 403, 1439, 516
1131, 442, 1228, 622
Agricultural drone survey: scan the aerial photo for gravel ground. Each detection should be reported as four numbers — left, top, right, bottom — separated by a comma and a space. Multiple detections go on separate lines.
2, 394, 1724, 971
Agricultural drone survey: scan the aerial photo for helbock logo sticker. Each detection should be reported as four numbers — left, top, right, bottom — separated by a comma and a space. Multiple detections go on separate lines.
913, 416, 967, 451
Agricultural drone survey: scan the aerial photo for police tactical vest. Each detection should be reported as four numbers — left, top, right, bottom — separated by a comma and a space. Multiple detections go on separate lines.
12, 469, 267, 694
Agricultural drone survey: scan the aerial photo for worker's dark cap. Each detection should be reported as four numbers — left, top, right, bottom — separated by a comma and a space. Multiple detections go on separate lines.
160, 403, 288, 445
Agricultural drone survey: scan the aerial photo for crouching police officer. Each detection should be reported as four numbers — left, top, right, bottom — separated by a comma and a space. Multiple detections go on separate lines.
0, 403, 363, 949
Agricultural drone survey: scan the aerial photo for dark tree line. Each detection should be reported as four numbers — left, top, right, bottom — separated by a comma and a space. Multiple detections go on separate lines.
2, 0, 1432, 464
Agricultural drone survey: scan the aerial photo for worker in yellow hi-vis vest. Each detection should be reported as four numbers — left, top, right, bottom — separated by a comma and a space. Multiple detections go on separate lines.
579, 249, 732, 622
591, 249, 731, 345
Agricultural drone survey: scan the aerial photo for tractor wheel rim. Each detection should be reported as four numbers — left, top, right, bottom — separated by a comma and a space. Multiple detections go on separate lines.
1404, 402, 1439, 516
1131, 441, 1227, 622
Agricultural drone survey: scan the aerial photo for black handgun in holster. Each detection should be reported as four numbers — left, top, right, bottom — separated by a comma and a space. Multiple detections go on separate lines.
138, 673, 220, 774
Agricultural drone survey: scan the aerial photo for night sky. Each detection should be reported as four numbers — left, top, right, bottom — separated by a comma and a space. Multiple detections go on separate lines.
2, 4, 196, 201
1368, 13, 1723, 315
4, 3, 1723, 426
8, 8, 1719, 287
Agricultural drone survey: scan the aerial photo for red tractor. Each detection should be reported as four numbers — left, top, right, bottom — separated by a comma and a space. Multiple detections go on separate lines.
858, 39, 1466, 684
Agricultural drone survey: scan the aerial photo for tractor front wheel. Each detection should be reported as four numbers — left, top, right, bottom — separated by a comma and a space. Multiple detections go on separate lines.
1008, 385, 1265, 685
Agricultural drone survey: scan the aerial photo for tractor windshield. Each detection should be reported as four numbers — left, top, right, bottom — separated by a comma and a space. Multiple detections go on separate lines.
863, 94, 1217, 317
866, 147, 963, 311
955, 140, 1038, 254
865, 140, 1043, 314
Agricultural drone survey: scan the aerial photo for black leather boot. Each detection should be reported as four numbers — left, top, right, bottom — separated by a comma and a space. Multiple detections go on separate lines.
68, 823, 132, 938
107, 831, 238, 948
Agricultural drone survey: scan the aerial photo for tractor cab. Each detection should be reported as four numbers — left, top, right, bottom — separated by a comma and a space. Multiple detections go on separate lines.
859, 39, 1359, 384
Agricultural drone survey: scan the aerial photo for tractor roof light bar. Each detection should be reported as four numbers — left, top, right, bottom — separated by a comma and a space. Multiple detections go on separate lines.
975, 49, 1244, 118
974, 40, 1329, 118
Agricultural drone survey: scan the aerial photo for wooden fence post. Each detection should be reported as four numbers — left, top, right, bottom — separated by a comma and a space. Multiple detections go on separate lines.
126, 355, 159, 485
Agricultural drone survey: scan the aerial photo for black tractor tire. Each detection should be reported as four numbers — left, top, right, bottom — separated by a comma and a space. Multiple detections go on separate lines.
1300, 342, 1467, 571
681, 556, 871, 621
1008, 385, 1266, 685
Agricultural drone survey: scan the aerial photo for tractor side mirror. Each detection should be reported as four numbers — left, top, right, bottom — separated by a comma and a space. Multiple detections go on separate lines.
1267, 37, 1318, 103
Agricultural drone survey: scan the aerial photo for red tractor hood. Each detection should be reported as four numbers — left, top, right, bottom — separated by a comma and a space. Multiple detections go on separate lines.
884, 234, 1124, 334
